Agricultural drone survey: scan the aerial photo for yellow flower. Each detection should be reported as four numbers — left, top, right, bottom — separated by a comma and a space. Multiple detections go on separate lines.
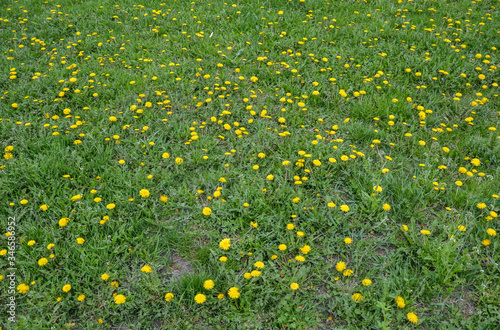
470, 158, 480, 166
106, 203, 116, 209
266, 174, 274, 180
254, 261, 264, 269
175, 157, 183, 164
203, 280, 215, 290
219, 238, 231, 250
420, 230, 431, 235
59, 218, 69, 227
279, 244, 287, 251
251, 270, 262, 277
327, 202, 336, 208
292, 197, 300, 203
78, 295, 86, 302
165, 293, 174, 301
352, 293, 363, 302
160, 195, 168, 203
458, 225, 466, 232
76, 238, 85, 245
71, 194, 83, 201
38, 258, 48, 266
343, 269, 354, 277
218, 294, 224, 300
17, 283, 30, 294
114, 294, 126, 304
295, 255, 306, 262
139, 189, 150, 198
487, 228, 496, 236
244, 272, 252, 279
336, 261, 346, 272
395, 296, 406, 308
194, 293, 206, 304
340, 204, 350, 212
482, 239, 491, 246
290, 283, 299, 290
296, 231, 304, 237
202, 207, 212, 216
455, 181, 463, 186
162, 152, 170, 159
141, 265, 152, 273
28, 240, 36, 246
101, 273, 110, 280
271, 255, 278, 260
362, 279, 372, 286
228, 287, 240, 299
477, 203, 487, 209
407, 312, 418, 324
219, 256, 227, 262
344, 237, 352, 244
300, 245, 311, 254
382, 203, 391, 211
62, 284, 72, 292
40, 204, 48, 211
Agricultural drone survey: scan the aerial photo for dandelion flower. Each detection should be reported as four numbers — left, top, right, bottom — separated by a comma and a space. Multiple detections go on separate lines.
165, 293, 174, 301
340, 205, 350, 212
254, 261, 264, 269
194, 293, 206, 304
336, 261, 346, 272
407, 312, 418, 324
17, 284, 29, 294
38, 258, 48, 266
300, 245, 311, 254
202, 207, 212, 216
344, 238, 352, 244
78, 295, 85, 302
62, 284, 72, 292
114, 294, 126, 304
290, 283, 299, 290
219, 238, 231, 250
139, 189, 150, 198
203, 280, 215, 290
395, 296, 405, 308
228, 287, 240, 299
101, 273, 110, 280
352, 293, 363, 302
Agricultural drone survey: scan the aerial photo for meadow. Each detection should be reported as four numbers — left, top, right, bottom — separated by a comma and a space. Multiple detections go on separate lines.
0, 0, 499, 328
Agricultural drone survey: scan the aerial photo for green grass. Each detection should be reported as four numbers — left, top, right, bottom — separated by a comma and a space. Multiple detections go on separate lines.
0, 0, 499, 328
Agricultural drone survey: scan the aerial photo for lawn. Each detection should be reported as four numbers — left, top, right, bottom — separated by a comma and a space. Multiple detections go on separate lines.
0, 0, 499, 328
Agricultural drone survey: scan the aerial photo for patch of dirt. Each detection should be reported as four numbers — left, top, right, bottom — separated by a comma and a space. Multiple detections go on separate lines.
170, 253, 193, 280
449, 289, 478, 319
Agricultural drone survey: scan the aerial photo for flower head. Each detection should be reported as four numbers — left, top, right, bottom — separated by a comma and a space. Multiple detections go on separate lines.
352, 293, 363, 302
195, 293, 206, 304
219, 238, 231, 250
290, 283, 299, 290
165, 293, 174, 301
203, 280, 215, 290
407, 312, 418, 324
141, 265, 152, 273
228, 287, 240, 299
139, 189, 150, 198
114, 294, 126, 304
